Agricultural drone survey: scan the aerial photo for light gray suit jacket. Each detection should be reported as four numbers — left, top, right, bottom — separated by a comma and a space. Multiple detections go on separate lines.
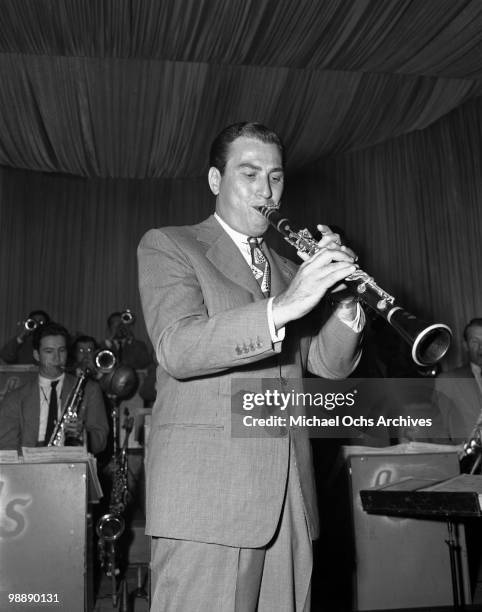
137, 215, 362, 548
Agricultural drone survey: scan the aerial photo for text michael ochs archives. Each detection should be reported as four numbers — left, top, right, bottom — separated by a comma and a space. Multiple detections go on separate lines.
230, 379, 443, 439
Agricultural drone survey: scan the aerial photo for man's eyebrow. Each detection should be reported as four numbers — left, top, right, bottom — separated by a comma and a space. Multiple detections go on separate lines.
238, 163, 284, 173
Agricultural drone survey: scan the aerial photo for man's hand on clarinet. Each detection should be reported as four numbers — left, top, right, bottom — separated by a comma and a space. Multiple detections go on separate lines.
314, 224, 357, 260
272, 224, 357, 329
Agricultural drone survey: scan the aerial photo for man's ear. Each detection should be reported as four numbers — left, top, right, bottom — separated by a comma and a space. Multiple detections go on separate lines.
208, 167, 221, 196
33, 349, 39, 363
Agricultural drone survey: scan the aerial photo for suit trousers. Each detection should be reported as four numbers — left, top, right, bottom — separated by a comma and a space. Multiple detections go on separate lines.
150, 441, 312, 612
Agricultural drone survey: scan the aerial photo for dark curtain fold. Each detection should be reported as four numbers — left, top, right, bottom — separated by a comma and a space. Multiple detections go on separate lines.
0, 0, 480, 78
0, 53, 479, 178
0, 171, 211, 347
0, 0, 481, 178
284, 97, 482, 368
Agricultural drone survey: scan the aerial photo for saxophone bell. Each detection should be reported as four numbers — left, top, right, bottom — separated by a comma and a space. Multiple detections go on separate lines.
96, 513, 125, 542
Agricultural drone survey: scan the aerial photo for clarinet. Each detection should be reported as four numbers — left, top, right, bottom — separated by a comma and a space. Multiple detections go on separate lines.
258, 205, 452, 367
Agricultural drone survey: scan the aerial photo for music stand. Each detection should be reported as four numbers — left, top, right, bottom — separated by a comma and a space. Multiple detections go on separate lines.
361, 474, 482, 610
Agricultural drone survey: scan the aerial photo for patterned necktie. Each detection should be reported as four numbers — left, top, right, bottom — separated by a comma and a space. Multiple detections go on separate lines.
248, 237, 271, 297
45, 380, 59, 444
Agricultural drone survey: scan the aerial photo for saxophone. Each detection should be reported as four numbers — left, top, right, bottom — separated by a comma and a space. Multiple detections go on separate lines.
47, 349, 116, 447
96, 409, 134, 584
461, 424, 482, 474
47, 371, 88, 447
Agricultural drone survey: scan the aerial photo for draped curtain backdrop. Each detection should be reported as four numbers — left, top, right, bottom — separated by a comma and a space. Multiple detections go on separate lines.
0, 0, 481, 367
286, 98, 482, 368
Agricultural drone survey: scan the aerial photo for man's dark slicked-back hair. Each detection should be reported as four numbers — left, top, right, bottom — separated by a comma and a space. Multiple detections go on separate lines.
73, 335, 98, 351
209, 122, 285, 174
32, 322, 70, 351
107, 312, 122, 328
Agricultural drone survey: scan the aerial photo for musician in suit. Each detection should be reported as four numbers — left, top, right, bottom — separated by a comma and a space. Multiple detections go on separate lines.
72, 334, 98, 373
434, 317, 482, 443
0, 309, 50, 365
0, 322, 108, 454
137, 122, 364, 611
101, 311, 152, 370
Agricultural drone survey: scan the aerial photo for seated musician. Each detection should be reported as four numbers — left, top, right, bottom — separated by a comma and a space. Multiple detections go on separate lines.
72, 334, 99, 374
0, 322, 108, 454
434, 318, 482, 444
101, 311, 152, 370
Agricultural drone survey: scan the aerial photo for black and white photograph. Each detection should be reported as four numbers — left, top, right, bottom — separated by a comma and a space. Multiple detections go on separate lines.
0, 2, 482, 611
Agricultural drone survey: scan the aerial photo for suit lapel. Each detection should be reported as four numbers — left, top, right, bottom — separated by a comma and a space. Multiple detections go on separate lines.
196, 215, 296, 298
22, 380, 41, 446
197, 216, 264, 297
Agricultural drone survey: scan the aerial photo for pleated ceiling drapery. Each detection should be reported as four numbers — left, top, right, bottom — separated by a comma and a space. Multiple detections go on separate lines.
0, 0, 480, 178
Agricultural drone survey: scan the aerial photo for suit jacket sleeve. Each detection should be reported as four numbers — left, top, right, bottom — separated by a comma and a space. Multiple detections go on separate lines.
138, 228, 284, 380
306, 309, 363, 379
0, 337, 21, 364
0, 390, 22, 450
83, 380, 109, 454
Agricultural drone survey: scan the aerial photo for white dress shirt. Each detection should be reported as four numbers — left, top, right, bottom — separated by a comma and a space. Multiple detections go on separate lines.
38, 373, 65, 442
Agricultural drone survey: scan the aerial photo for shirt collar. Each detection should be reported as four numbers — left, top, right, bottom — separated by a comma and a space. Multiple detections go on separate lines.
39, 372, 65, 387
214, 212, 264, 247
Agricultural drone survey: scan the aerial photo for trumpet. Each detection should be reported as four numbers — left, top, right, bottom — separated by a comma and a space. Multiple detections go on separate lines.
24, 318, 38, 332
259, 205, 452, 366
120, 309, 135, 325
94, 348, 117, 373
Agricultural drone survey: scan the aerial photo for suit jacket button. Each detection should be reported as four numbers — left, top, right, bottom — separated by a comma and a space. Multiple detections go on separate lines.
242, 343, 249, 354
256, 336, 263, 348
235, 345, 242, 355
